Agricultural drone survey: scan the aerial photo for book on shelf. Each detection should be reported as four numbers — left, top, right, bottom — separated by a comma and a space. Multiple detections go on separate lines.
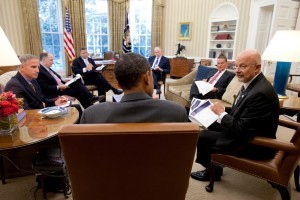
189, 98, 218, 128
65, 74, 82, 87
227, 51, 233, 60
209, 51, 216, 58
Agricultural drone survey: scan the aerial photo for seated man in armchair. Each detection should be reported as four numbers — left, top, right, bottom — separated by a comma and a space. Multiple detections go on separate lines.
190, 55, 235, 100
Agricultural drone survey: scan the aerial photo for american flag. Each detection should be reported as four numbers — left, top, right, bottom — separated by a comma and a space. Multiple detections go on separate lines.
64, 8, 75, 63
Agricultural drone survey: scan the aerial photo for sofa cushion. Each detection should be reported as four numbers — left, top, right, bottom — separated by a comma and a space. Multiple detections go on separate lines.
169, 84, 192, 96
222, 76, 242, 104
195, 65, 217, 80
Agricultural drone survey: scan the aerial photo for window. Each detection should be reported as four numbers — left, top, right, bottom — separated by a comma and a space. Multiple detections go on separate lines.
38, 0, 65, 72
85, 0, 109, 57
130, 0, 152, 57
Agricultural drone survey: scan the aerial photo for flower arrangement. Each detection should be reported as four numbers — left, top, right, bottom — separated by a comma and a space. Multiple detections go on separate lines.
0, 91, 23, 132
0, 91, 23, 117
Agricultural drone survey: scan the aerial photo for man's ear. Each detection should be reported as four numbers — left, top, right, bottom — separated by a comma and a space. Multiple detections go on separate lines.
144, 71, 151, 85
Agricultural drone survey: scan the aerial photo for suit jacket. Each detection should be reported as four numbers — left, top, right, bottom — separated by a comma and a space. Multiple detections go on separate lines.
72, 57, 97, 77
4, 72, 55, 109
215, 73, 279, 157
37, 65, 65, 99
190, 70, 235, 99
148, 55, 170, 83
80, 92, 189, 123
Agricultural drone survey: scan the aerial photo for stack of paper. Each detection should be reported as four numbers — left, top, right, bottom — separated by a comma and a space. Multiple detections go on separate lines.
189, 98, 218, 128
195, 81, 214, 95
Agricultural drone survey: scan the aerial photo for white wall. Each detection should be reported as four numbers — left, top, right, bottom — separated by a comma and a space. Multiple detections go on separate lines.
162, 0, 251, 59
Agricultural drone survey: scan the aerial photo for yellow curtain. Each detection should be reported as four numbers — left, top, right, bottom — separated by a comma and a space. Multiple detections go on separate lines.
20, 0, 42, 56
108, 0, 127, 54
151, 0, 164, 55
64, 0, 86, 76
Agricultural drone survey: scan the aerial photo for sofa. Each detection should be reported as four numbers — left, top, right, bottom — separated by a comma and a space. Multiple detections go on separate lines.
0, 70, 17, 92
165, 65, 242, 108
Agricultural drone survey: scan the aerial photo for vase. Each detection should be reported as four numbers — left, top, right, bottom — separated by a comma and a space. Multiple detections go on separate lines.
0, 114, 17, 134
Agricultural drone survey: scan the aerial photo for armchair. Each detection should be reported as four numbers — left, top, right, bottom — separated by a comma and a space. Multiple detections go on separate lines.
58, 123, 199, 200
287, 74, 300, 97
205, 119, 300, 200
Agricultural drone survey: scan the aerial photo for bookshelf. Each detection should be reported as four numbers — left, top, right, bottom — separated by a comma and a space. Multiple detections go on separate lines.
208, 19, 237, 60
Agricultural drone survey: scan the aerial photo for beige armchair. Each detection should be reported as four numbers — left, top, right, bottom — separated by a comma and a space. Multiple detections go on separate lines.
0, 70, 17, 91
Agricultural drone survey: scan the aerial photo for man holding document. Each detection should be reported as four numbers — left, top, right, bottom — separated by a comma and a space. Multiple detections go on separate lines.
190, 49, 279, 182
190, 55, 235, 100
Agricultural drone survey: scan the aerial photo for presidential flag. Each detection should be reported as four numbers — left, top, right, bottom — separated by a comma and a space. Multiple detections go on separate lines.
64, 8, 75, 63
122, 12, 131, 53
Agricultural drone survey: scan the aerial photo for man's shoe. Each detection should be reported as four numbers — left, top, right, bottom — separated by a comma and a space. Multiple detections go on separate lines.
90, 95, 105, 104
156, 88, 161, 94
190, 169, 221, 182
113, 88, 123, 95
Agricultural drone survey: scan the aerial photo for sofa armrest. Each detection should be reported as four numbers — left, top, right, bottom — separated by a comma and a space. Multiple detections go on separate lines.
166, 69, 197, 88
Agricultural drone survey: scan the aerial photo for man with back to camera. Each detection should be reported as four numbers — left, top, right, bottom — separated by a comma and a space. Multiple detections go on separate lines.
37, 52, 104, 108
190, 49, 279, 181
189, 54, 235, 100
148, 47, 170, 95
80, 52, 188, 123
72, 48, 123, 100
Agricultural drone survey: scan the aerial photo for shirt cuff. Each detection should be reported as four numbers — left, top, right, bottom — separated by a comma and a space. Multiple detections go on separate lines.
217, 112, 227, 123
83, 68, 87, 73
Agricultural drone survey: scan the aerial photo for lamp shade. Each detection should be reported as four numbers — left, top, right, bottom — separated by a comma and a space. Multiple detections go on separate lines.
262, 30, 300, 62
0, 26, 20, 66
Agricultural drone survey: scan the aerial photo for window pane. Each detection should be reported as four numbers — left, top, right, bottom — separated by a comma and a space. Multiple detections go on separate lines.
85, 0, 109, 58
130, 0, 152, 57
38, 0, 65, 73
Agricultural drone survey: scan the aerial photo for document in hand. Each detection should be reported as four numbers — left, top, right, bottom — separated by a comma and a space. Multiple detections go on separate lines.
65, 74, 82, 87
95, 64, 106, 71
195, 81, 214, 95
189, 98, 218, 128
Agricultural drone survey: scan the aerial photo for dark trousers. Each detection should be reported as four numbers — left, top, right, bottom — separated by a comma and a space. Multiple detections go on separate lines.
195, 130, 222, 168
83, 72, 113, 96
59, 81, 93, 109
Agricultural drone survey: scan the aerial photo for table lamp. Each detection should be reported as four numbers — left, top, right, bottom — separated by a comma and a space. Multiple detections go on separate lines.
262, 30, 300, 99
0, 26, 21, 93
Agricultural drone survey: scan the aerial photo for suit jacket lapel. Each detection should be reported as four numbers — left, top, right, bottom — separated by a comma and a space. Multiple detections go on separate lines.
15, 73, 42, 100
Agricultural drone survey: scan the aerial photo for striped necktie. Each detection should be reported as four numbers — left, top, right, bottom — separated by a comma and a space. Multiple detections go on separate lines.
234, 85, 245, 105
29, 82, 36, 93
208, 71, 221, 84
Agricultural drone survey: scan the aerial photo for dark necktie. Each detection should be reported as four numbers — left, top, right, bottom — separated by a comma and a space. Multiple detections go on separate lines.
29, 82, 36, 93
235, 85, 245, 105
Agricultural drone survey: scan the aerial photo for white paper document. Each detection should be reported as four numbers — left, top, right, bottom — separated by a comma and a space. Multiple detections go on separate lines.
189, 98, 218, 128
65, 74, 82, 87
95, 64, 106, 71
195, 81, 214, 95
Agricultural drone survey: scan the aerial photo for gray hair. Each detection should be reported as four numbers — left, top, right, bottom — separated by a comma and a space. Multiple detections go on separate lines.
19, 54, 38, 64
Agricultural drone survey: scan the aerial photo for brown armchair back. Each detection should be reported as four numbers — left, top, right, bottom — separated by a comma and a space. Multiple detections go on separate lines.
59, 123, 199, 200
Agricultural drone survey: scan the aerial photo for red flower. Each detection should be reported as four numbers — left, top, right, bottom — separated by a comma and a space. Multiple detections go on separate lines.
0, 91, 23, 117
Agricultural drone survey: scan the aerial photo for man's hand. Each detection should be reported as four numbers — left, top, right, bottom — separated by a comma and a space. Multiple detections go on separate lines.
85, 63, 93, 71
55, 96, 68, 106
210, 102, 225, 115
212, 87, 218, 93
153, 65, 163, 71
58, 85, 68, 91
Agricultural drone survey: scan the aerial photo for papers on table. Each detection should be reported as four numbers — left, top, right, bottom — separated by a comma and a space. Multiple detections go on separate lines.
189, 98, 218, 128
65, 74, 82, 87
195, 81, 214, 95
94, 60, 116, 65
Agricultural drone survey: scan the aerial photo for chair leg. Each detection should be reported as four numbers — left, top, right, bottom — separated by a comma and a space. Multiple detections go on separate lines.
269, 182, 290, 200
205, 164, 215, 192
294, 165, 300, 192
41, 175, 47, 200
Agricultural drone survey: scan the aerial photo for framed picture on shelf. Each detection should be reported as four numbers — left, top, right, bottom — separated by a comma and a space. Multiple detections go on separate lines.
178, 22, 191, 40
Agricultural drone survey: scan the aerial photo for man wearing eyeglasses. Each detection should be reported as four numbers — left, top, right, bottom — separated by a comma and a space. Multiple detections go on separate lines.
191, 49, 279, 182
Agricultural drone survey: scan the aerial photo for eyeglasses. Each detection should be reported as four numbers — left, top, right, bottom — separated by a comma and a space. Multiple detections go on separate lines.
234, 63, 257, 70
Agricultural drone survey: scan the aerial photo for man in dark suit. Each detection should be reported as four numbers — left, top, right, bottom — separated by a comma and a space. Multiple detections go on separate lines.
37, 52, 104, 108
190, 55, 235, 100
190, 49, 279, 181
5, 54, 68, 110
72, 48, 123, 99
148, 47, 170, 94
80, 52, 188, 124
